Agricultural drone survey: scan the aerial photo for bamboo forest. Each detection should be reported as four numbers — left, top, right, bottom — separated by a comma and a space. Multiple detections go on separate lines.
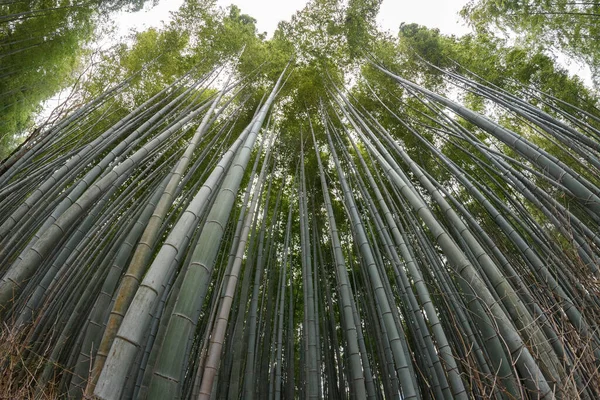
2, 0, 600, 398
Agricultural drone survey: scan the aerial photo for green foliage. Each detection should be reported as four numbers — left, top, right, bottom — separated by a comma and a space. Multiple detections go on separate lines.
0, 0, 160, 158
344, 0, 382, 59
0, 3, 91, 157
391, 24, 598, 117
0, 0, 386, 161
461, 0, 600, 86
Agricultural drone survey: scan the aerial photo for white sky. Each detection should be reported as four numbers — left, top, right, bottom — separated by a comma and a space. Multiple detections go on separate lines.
115, 0, 471, 38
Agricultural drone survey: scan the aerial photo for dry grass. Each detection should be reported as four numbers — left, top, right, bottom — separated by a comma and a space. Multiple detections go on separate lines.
0, 323, 59, 399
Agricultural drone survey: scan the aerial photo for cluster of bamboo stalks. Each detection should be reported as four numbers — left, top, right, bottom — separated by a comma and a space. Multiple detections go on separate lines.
1, 55, 600, 399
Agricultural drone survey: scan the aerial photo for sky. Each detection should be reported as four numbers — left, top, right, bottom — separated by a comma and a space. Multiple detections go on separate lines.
114, 0, 472, 38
